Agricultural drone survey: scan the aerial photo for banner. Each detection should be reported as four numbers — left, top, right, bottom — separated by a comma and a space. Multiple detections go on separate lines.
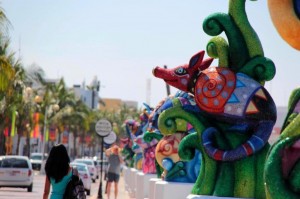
3, 126, 10, 137
49, 126, 56, 141
32, 113, 40, 138
62, 131, 68, 144
10, 106, 16, 137
85, 135, 91, 144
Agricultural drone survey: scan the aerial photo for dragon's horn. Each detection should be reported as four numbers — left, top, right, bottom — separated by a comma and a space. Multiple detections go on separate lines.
143, 102, 152, 114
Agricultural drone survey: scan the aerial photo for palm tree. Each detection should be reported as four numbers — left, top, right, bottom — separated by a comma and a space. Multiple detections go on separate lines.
0, 50, 23, 155
0, 5, 19, 155
13, 65, 30, 156
50, 78, 76, 143
64, 99, 91, 158
0, 6, 13, 95
13, 64, 46, 156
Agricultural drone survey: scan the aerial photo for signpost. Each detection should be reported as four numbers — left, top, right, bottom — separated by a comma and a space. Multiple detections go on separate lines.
95, 119, 112, 199
104, 131, 117, 145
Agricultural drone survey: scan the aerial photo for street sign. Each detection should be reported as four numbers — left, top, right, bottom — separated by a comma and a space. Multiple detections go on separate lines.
104, 131, 117, 144
95, 119, 112, 137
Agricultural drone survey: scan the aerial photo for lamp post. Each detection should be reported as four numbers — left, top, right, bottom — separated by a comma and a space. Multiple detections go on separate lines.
95, 119, 112, 199
24, 87, 34, 157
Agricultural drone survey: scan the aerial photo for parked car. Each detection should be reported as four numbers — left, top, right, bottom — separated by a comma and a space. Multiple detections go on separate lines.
0, 155, 34, 192
73, 158, 97, 183
30, 153, 48, 171
70, 162, 92, 195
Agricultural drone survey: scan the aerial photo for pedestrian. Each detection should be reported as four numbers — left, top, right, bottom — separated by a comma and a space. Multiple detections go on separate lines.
43, 144, 73, 199
105, 143, 123, 199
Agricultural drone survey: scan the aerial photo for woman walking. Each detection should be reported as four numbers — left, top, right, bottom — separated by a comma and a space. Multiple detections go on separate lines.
105, 143, 123, 199
43, 144, 72, 199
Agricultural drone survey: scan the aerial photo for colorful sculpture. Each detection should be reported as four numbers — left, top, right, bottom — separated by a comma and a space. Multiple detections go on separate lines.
146, 91, 201, 183
124, 119, 144, 170
264, 1, 300, 198
265, 88, 300, 199
134, 106, 159, 174
268, 0, 300, 50
120, 137, 134, 168
153, 50, 276, 161
152, 0, 277, 197
135, 135, 158, 174
155, 132, 201, 183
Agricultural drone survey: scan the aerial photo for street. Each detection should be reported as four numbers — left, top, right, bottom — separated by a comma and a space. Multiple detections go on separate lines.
0, 171, 130, 199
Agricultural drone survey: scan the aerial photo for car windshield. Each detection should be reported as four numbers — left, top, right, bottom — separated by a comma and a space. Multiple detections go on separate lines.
75, 160, 92, 165
71, 164, 87, 172
31, 154, 47, 160
0, 158, 28, 168
30, 155, 42, 160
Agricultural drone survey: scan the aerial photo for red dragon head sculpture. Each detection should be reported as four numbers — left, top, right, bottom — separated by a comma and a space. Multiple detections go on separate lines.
152, 51, 213, 92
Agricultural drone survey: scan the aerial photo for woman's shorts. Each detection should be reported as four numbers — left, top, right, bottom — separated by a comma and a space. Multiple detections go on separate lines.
107, 172, 120, 182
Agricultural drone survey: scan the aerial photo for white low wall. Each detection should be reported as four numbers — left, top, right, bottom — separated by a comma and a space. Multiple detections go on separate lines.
154, 180, 194, 199
124, 169, 255, 199
123, 166, 130, 192
136, 172, 157, 199
128, 168, 138, 198
149, 178, 162, 199
187, 195, 254, 199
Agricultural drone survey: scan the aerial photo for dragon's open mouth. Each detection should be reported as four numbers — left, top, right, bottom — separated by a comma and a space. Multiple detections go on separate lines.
281, 139, 300, 178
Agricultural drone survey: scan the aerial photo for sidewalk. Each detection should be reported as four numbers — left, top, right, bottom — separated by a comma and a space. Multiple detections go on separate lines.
91, 173, 132, 199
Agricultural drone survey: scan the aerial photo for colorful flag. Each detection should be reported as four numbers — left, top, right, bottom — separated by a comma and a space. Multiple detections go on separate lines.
33, 113, 40, 138
62, 131, 68, 144
49, 126, 56, 141
10, 106, 16, 137
3, 127, 10, 137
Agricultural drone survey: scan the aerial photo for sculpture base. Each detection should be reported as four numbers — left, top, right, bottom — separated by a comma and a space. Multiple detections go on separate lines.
136, 172, 157, 199
186, 195, 254, 199
127, 168, 138, 198
122, 166, 130, 192
148, 178, 162, 199
154, 180, 194, 199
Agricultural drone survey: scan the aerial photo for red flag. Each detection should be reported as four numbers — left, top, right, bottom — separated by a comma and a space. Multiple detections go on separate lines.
33, 113, 40, 138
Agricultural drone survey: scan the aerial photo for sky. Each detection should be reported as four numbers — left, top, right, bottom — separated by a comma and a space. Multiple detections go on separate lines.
2, 0, 300, 108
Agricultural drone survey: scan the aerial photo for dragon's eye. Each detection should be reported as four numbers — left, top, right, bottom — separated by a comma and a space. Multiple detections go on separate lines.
175, 67, 187, 75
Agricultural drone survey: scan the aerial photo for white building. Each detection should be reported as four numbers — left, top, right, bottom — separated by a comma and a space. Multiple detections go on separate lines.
72, 81, 100, 110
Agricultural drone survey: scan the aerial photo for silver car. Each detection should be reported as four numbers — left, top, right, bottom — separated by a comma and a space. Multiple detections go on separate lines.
0, 155, 34, 192
73, 158, 97, 183
30, 153, 48, 171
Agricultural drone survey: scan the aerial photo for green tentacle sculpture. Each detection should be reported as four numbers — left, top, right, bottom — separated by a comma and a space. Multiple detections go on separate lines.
228, 0, 264, 58
158, 101, 217, 195
156, 97, 270, 198
203, 0, 275, 84
265, 88, 300, 199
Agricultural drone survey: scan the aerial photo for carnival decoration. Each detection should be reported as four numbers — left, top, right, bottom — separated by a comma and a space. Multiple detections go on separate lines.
153, 0, 277, 197
135, 135, 157, 174
268, 0, 300, 50
133, 105, 159, 174
264, 1, 300, 198
120, 137, 135, 168
124, 119, 144, 170
265, 88, 300, 199
145, 91, 201, 182
155, 132, 201, 183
